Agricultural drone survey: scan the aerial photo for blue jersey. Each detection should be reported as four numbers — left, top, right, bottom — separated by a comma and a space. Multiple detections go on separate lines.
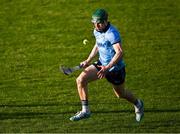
93, 23, 125, 71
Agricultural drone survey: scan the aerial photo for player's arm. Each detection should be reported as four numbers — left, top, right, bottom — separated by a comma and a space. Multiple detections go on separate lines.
97, 42, 123, 78
86, 44, 98, 63
81, 44, 98, 68
106, 42, 123, 69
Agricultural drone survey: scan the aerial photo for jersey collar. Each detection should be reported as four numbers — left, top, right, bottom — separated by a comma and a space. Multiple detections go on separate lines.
96, 22, 110, 33
102, 22, 110, 33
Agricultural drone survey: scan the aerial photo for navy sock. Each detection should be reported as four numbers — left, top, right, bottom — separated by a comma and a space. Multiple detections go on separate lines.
81, 100, 88, 106
81, 100, 89, 112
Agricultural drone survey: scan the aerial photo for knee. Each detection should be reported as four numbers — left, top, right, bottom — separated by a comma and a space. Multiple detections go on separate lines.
114, 88, 126, 99
76, 75, 87, 86
118, 93, 125, 99
116, 93, 124, 98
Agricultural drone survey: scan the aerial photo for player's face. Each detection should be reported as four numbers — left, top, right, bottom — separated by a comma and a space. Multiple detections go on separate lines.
93, 22, 106, 32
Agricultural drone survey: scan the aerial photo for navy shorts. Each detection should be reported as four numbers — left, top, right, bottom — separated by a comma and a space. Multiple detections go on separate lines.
93, 61, 126, 85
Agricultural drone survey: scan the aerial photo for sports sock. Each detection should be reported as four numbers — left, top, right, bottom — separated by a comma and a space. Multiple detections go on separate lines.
81, 100, 90, 113
134, 99, 139, 106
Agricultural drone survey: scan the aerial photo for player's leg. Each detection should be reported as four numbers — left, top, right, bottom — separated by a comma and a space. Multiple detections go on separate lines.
112, 83, 137, 104
70, 65, 99, 121
112, 83, 144, 122
76, 65, 99, 101
105, 67, 144, 122
105, 67, 137, 103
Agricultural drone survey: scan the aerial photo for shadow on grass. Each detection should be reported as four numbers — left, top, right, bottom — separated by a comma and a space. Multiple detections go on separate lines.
0, 102, 180, 120
93, 109, 180, 115
0, 112, 63, 120
0, 102, 121, 108
0, 102, 79, 107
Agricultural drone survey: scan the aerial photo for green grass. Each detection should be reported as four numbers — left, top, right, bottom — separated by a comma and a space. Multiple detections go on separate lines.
0, 0, 180, 133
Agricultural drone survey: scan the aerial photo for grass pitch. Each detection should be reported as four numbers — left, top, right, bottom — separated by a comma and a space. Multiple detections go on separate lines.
0, 0, 180, 133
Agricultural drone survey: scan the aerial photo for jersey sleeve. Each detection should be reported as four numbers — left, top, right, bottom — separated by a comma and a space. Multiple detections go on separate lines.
108, 31, 121, 45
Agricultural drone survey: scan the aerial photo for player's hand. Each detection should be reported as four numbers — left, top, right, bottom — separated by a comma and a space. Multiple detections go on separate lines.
80, 60, 89, 68
97, 65, 108, 79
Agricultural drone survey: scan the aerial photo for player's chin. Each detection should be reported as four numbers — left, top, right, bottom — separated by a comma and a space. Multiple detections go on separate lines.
96, 28, 102, 32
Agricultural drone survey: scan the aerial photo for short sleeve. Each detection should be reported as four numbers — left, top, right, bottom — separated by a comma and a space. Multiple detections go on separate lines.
108, 31, 121, 45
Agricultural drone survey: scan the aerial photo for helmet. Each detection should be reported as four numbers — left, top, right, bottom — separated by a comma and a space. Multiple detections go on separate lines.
91, 9, 108, 23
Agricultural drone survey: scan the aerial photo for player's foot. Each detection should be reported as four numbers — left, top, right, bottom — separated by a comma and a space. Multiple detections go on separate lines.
70, 111, 91, 121
134, 99, 144, 122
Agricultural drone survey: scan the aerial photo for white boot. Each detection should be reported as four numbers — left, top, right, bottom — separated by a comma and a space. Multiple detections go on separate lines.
134, 99, 144, 122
